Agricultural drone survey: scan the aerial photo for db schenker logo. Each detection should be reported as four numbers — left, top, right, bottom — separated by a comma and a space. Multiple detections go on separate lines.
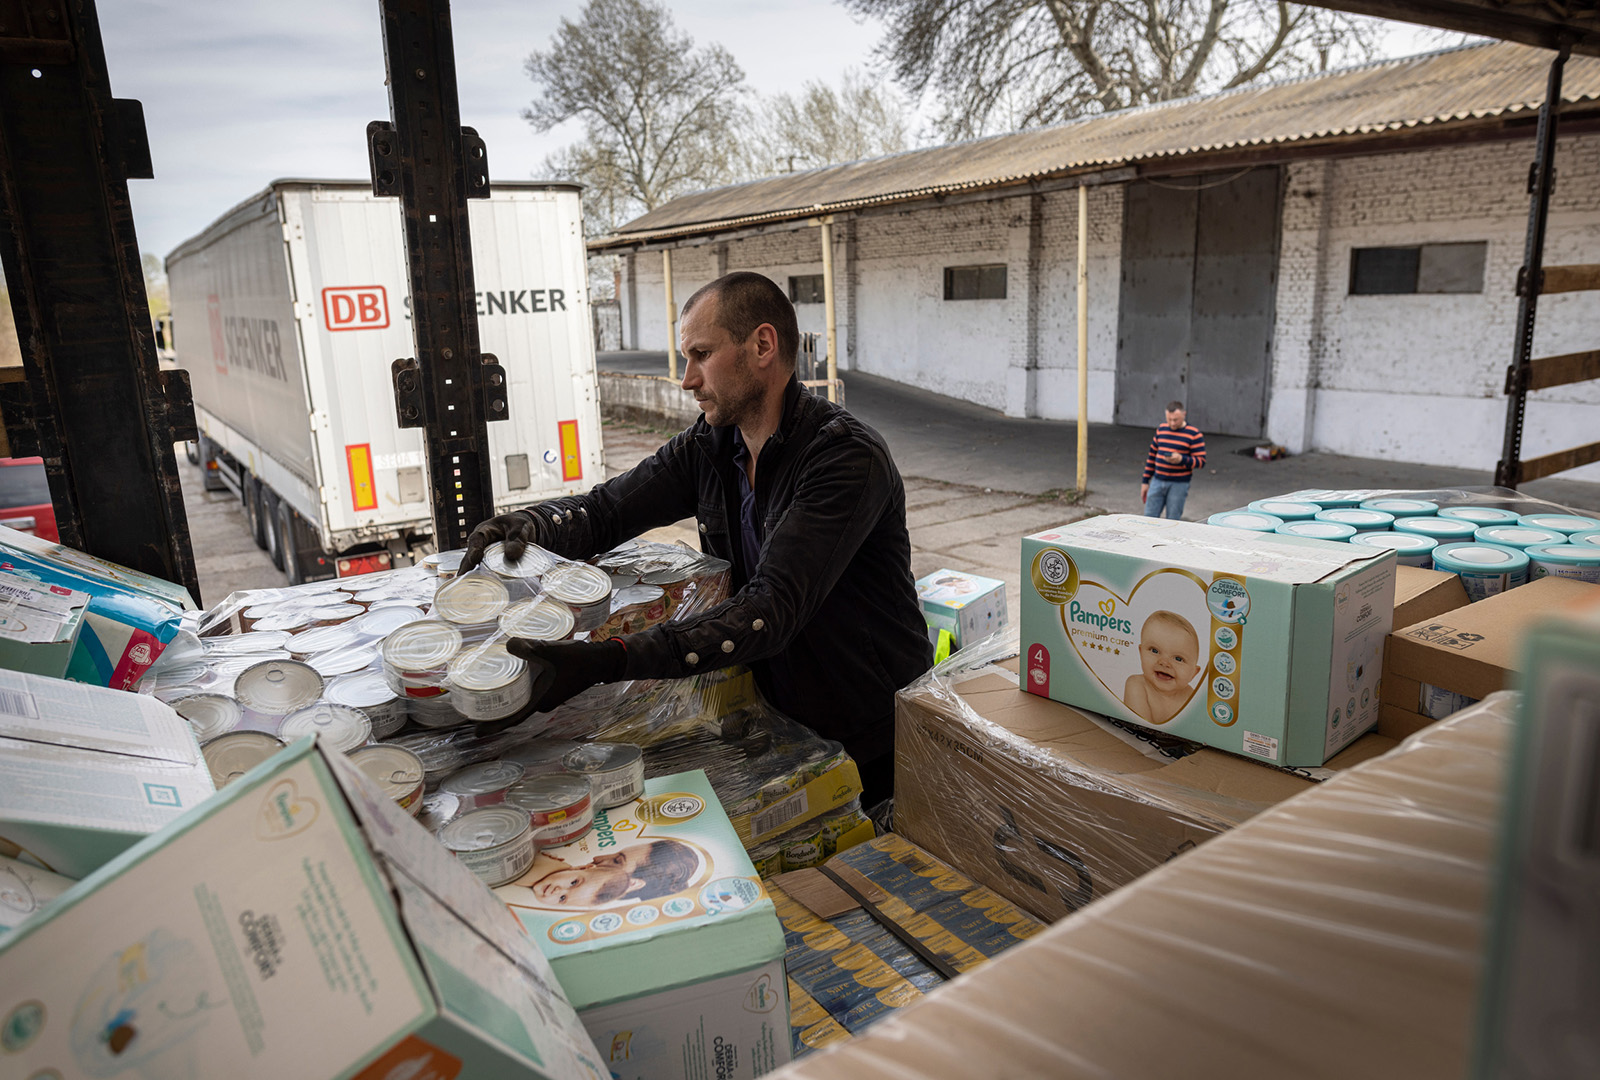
322, 286, 389, 331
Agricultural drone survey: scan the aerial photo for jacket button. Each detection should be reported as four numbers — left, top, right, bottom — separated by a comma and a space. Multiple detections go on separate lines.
686, 652, 699, 665
698, 522, 707, 533
721, 640, 734, 653
751, 619, 764, 631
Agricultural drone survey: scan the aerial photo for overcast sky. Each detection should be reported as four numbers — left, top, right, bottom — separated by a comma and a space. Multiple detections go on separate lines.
98, 1, 1455, 261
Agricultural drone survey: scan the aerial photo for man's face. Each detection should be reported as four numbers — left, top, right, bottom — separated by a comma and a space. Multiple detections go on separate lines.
1165, 408, 1186, 429
680, 298, 765, 428
1139, 621, 1201, 693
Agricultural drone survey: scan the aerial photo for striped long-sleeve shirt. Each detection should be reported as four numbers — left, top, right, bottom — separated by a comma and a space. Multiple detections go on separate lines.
1142, 423, 1206, 482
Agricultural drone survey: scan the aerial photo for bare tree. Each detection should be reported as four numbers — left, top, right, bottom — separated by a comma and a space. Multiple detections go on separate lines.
845, 0, 1380, 138
742, 69, 915, 175
524, 0, 746, 218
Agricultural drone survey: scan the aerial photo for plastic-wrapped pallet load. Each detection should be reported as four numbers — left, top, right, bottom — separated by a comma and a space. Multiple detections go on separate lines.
770, 834, 1044, 1059
893, 632, 1395, 923
768, 694, 1513, 1080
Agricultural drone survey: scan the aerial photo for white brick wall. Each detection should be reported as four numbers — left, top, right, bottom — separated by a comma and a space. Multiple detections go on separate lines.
1269, 132, 1600, 481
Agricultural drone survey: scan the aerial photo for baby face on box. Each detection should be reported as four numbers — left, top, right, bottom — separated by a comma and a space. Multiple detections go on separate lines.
1124, 610, 1203, 723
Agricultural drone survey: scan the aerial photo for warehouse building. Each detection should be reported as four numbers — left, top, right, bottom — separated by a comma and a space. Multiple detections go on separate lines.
592, 42, 1600, 481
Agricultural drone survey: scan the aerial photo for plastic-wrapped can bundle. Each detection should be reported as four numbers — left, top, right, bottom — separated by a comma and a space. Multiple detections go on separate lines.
482, 540, 554, 580
447, 643, 532, 721
173, 693, 243, 743
562, 742, 644, 808
423, 550, 465, 580
325, 669, 408, 739
234, 658, 324, 726
352, 604, 426, 639
433, 574, 509, 626
506, 774, 594, 847
597, 584, 667, 638
349, 744, 426, 816
278, 702, 372, 754
498, 598, 575, 642
286, 623, 362, 658
440, 806, 535, 887
408, 692, 469, 730
202, 730, 285, 788
542, 562, 613, 632
416, 791, 461, 833
382, 619, 462, 698
392, 731, 466, 789
439, 760, 526, 811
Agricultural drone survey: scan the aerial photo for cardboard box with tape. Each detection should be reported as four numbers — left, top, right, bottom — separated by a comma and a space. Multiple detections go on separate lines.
894, 654, 1393, 923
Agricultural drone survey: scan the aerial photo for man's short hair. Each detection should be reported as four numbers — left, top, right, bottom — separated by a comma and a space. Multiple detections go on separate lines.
1165, 400, 1186, 413
682, 272, 799, 367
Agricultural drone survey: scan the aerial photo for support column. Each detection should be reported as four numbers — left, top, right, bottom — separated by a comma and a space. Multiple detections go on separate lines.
625, 253, 638, 349
1076, 184, 1089, 495
820, 218, 838, 403
1024, 191, 1044, 418
663, 248, 678, 381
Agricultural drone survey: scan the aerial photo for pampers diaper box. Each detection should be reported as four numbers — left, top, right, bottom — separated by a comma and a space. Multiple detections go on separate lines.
496, 770, 791, 1080
1022, 515, 1396, 767
0, 735, 609, 1080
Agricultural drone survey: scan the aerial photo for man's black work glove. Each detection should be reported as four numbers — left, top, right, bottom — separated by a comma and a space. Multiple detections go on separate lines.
461, 510, 540, 573
508, 637, 627, 714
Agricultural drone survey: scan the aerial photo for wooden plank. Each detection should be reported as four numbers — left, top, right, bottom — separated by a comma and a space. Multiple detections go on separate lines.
1520, 440, 1600, 483
1540, 264, 1600, 294
1527, 349, 1600, 391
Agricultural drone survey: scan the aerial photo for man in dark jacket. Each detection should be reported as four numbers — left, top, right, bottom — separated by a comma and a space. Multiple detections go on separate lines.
461, 271, 932, 805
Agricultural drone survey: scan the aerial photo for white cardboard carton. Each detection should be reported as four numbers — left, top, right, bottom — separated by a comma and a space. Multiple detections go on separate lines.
916, 568, 1008, 650
0, 671, 215, 877
0, 736, 607, 1080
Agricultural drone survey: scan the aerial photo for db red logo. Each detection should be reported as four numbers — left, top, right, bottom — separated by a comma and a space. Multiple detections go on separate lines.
322, 286, 390, 331
129, 642, 153, 665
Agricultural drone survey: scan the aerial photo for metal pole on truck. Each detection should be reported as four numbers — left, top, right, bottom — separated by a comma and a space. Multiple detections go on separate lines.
1076, 183, 1089, 495
368, 0, 507, 552
663, 248, 678, 381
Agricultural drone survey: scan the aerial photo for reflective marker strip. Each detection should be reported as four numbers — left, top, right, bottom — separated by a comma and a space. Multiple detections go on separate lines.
346, 443, 378, 511
558, 419, 582, 482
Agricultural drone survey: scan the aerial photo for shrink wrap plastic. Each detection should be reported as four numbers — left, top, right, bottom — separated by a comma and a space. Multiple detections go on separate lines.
771, 693, 1514, 1080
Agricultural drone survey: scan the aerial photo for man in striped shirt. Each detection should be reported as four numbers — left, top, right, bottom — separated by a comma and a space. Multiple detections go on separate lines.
1141, 402, 1206, 519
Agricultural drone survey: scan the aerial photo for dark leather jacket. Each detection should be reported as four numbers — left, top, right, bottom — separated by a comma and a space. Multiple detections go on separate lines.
524, 377, 932, 765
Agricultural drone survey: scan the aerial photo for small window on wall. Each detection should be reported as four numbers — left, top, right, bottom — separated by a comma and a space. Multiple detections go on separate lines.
944, 264, 1007, 300
789, 275, 825, 304
1349, 242, 1487, 295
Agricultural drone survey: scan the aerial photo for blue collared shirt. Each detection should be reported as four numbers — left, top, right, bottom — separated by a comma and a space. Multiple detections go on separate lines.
731, 428, 763, 578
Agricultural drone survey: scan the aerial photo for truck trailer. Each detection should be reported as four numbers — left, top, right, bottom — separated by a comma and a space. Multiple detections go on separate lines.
167, 179, 603, 583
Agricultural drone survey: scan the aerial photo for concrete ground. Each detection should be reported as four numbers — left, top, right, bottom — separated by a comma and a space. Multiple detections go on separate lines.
178, 451, 288, 607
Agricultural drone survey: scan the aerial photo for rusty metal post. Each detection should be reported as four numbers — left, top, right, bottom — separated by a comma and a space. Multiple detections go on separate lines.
368, 0, 506, 551
0, 0, 200, 599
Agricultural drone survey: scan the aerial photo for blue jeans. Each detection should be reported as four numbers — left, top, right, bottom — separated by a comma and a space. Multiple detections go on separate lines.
1144, 477, 1190, 519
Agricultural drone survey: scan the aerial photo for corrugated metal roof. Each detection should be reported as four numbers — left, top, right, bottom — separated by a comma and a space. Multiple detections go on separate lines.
594, 41, 1600, 249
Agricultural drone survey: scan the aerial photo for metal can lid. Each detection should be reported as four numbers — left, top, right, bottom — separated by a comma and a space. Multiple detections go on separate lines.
307, 602, 364, 621
424, 550, 465, 573
506, 773, 591, 813
417, 790, 461, 831
440, 806, 530, 852
640, 568, 691, 586
234, 659, 325, 715
278, 702, 373, 753
608, 571, 641, 592
611, 584, 665, 609
251, 610, 317, 633
502, 739, 580, 773
542, 563, 612, 605
382, 620, 463, 670
202, 730, 286, 787
433, 574, 510, 625
483, 541, 555, 579
204, 631, 294, 656
354, 605, 426, 637
449, 643, 528, 691
562, 741, 643, 775
288, 623, 361, 655
349, 744, 426, 793
499, 598, 576, 641
326, 669, 401, 709
440, 759, 527, 797
174, 693, 242, 742
307, 644, 380, 678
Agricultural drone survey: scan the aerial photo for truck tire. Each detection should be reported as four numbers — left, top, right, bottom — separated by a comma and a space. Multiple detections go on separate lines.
277, 499, 304, 585
245, 476, 269, 551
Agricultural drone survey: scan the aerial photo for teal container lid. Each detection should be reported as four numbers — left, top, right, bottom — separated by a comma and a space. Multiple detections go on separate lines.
1208, 511, 1284, 532
1350, 531, 1438, 556
1247, 499, 1321, 521
1314, 508, 1394, 531
1358, 498, 1438, 518
1293, 490, 1365, 508
1568, 529, 1600, 548
1274, 521, 1358, 541
1433, 542, 1530, 575
1437, 506, 1521, 525
1525, 543, 1600, 567
1392, 516, 1478, 541
1474, 524, 1567, 550
1518, 513, 1600, 534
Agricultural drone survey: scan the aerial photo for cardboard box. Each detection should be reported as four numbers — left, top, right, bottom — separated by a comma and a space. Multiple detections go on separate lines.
0, 572, 88, 678
0, 671, 215, 877
1023, 515, 1396, 766
0, 853, 75, 934
0, 737, 608, 1080
495, 770, 791, 1080
916, 568, 1008, 649
771, 696, 1513, 1080
1385, 576, 1598, 701
1393, 564, 1471, 628
0, 525, 188, 689
895, 663, 1394, 923
771, 834, 1043, 1059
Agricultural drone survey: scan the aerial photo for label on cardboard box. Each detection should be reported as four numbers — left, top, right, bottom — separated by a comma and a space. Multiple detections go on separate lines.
1021, 515, 1394, 767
